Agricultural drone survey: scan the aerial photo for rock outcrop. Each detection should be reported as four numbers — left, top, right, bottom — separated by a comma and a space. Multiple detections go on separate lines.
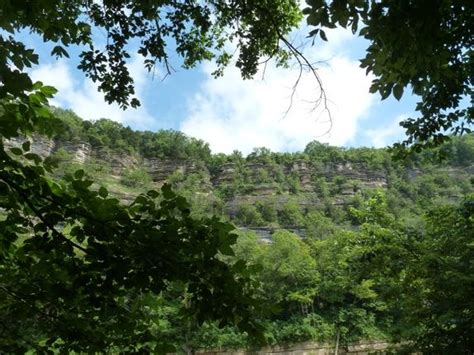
61, 141, 92, 164
4, 135, 56, 158
144, 158, 200, 182
319, 162, 387, 188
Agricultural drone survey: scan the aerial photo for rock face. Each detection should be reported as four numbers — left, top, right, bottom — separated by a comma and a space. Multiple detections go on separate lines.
240, 227, 307, 242
93, 149, 138, 176
4, 135, 396, 216
5, 135, 389, 199
287, 160, 313, 191
109, 155, 138, 176
61, 142, 92, 164
319, 162, 387, 188
212, 163, 237, 185
196, 340, 393, 355
144, 158, 199, 182
4, 135, 56, 158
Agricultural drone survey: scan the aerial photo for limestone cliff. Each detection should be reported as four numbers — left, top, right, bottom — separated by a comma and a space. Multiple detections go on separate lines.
4, 134, 472, 243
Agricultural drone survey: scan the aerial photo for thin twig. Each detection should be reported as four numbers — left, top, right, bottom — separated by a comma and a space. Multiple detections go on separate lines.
278, 34, 333, 136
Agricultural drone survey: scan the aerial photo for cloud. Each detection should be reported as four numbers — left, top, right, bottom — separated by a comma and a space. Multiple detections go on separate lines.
180, 28, 375, 154
30, 55, 156, 129
364, 114, 409, 148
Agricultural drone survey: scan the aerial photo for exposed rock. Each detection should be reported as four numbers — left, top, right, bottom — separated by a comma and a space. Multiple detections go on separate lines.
239, 227, 307, 242
340, 186, 357, 196
196, 340, 394, 355
406, 168, 422, 179
31, 135, 56, 157
144, 158, 200, 182
59, 141, 91, 164
212, 162, 237, 185
4, 135, 55, 158
320, 162, 387, 188
225, 194, 321, 219
108, 155, 138, 176
252, 183, 279, 195
288, 160, 313, 191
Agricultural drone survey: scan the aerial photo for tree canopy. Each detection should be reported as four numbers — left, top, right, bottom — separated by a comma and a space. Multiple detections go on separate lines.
304, 0, 473, 152
1, 0, 472, 148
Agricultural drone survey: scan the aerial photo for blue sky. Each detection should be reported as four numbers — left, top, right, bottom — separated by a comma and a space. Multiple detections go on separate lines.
25, 25, 419, 154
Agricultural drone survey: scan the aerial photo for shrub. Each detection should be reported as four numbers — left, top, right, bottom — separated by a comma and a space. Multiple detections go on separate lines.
120, 167, 153, 189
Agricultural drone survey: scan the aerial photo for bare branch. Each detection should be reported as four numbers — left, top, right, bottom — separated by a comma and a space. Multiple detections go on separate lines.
278, 34, 333, 136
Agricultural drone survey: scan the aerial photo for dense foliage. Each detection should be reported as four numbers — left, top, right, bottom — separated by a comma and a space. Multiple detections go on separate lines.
1, 0, 473, 352
51, 108, 212, 160
4, 111, 473, 351
304, 0, 473, 153
0, 103, 264, 352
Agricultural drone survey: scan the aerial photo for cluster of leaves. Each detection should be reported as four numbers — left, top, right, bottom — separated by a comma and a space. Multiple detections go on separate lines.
304, 0, 473, 154
1, 0, 302, 110
0, 74, 261, 352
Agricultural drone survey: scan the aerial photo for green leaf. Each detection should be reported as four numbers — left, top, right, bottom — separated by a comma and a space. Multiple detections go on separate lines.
51, 45, 70, 58
10, 147, 23, 156
99, 186, 108, 198
22, 140, 31, 151
41, 85, 58, 97
393, 84, 404, 100
161, 183, 175, 200
24, 153, 42, 164
319, 29, 328, 41
147, 189, 159, 199
74, 169, 85, 180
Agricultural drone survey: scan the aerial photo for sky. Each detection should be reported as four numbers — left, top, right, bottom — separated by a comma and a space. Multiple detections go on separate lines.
25, 23, 420, 155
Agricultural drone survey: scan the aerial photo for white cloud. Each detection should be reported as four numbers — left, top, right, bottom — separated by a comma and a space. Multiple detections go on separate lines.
30, 55, 156, 129
365, 114, 408, 148
180, 28, 374, 154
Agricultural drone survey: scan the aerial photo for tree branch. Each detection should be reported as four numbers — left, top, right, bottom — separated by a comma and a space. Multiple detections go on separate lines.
278, 34, 333, 135
1, 175, 88, 254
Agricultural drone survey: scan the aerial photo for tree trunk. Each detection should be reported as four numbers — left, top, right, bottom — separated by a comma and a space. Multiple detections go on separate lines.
334, 328, 340, 355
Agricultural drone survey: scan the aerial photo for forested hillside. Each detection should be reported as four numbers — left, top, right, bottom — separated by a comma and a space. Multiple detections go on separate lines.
4, 108, 473, 352
11, 108, 473, 230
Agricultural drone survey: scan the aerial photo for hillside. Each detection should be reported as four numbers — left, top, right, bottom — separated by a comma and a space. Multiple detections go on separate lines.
5, 107, 474, 236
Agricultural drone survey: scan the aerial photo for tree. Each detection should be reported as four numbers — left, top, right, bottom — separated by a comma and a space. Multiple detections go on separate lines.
400, 194, 474, 353
0, 142, 261, 352
0, 0, 301, 109
304, 0, 473, 153
261, 230, 318, 316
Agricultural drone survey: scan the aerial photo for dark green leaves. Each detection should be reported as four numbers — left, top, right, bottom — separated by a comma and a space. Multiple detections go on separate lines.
74, 169, 85, 180
304, 0, 473, 153
21, 141, 30, 152
393, 84, 404, 101
51, 45, 70, 59
9, 147, 23, 156
98, 186, 108, 198
0, 100, 260, 350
